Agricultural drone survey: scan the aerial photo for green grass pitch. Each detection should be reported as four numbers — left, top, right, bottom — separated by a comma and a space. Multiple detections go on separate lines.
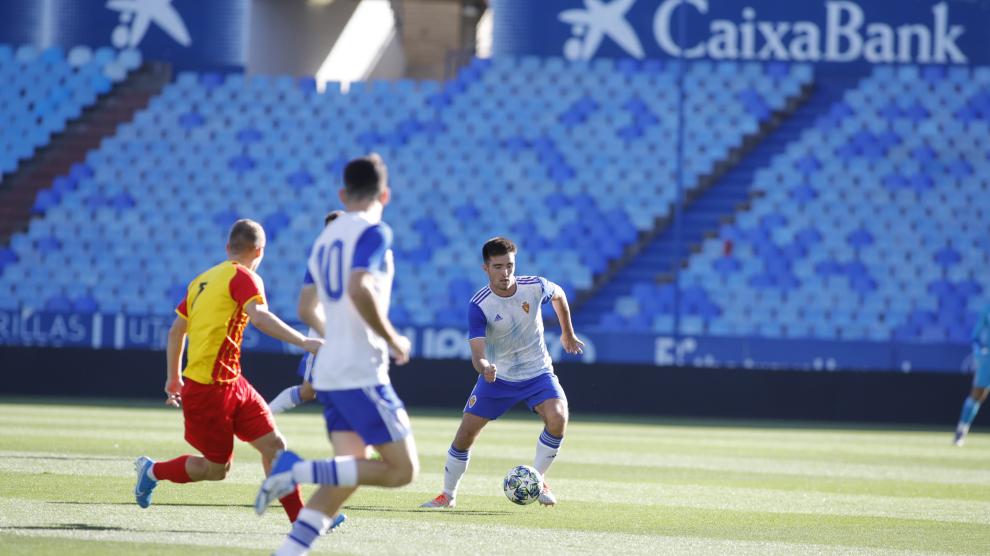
1, 397, 989, 555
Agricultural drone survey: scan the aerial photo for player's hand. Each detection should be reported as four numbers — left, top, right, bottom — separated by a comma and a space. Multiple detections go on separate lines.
482, 363, 497, 383
561, 333, 585, 355
301, 337, 324, 355
389, 334, 412, 366
164, 377, 183, 408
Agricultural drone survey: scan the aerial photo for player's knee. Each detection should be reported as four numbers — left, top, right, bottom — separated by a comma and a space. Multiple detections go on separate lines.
975, 388, 990, 403
261, 432, 288, 458
545, 407, 568, 436
385, 459, 417, 487
205, 463, 229, 481
300, 382, 316, 401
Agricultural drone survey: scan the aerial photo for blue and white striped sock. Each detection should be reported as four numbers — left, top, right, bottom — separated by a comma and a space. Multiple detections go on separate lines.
442, 445, 470, 497
274, 508, 332, 556
292, 456, 358, 487
534, 428, 563, 476
269, 386, 302, 414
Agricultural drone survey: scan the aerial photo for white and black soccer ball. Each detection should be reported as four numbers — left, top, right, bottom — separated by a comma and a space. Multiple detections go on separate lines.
502, 464, 543, 505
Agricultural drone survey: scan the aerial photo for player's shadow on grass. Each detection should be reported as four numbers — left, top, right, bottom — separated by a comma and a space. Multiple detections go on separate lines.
0, 454, 121, 462
12, 523, 127, 532
53, 501, 253, 509
343, 505, 511, 516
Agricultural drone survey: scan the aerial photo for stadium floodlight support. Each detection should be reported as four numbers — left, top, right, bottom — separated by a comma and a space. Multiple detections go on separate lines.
672, 0, 687, 349
475, 6, 492, 59
316, 0, 396, 92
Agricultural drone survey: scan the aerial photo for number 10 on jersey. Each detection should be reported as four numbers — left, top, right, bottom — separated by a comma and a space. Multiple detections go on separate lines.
318, 240, 344, 300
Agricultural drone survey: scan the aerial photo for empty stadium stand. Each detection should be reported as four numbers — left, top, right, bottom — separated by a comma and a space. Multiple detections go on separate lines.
593, 66, 990, 343
0, 56, 810, 328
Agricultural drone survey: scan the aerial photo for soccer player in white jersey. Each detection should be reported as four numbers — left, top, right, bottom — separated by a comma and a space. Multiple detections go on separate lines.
254, 154, 418, 556
421, 236, 584, 508
268, 210, 343, 415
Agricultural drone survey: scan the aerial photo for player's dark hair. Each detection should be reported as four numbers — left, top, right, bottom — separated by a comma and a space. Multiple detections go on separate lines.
228, 219, 265, 254
324, 210, 343, 226
482, 236, 517, 262
343, 153, 387, 201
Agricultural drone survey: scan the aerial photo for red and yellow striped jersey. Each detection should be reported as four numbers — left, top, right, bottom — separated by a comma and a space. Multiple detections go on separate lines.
175, 261, 265, 385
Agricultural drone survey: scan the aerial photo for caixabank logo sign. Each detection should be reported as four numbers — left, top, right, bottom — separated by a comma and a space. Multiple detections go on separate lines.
0, 0, 248, 70
494, 0, 990, 68
106, 0, 192, 50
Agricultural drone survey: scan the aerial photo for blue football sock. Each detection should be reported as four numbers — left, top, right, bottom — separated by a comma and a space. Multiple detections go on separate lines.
959, 397, 981, 427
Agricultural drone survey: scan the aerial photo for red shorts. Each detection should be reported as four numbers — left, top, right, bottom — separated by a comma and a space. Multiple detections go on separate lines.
181, 374, 276, 464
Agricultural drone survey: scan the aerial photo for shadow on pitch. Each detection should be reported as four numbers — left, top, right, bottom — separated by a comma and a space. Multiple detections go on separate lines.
0, 454, 122, 462
343, 504, 511, 516
52, 501, 254, 509
12, 523, 128, 532
50, 501, 511, 515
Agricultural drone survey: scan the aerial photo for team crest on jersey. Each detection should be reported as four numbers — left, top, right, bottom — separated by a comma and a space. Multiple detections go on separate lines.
467, 395, 477, 408
522, 301, 530, 314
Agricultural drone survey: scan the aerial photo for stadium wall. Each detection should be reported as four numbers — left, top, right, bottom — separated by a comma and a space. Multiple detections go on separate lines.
0, 346, 978, 426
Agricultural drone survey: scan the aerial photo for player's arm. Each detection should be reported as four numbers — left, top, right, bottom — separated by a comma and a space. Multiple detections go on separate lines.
550, 288, 585, 355
348, 269, 410, 364
469, 337, 496, 383
297, 284, 326, 337
164, 315, 187, 407
245, 299, 323, 354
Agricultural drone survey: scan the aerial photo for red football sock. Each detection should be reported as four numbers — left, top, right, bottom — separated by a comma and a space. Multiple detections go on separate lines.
152, 455, 192, 484
279, 486, 304, 522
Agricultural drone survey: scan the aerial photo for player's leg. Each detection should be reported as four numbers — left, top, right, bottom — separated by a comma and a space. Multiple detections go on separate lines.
529, 373, 569, 506
270, 436, 416, 556
238, 376, 305, 522
955, 389, 989, 446
955, 355, 990, 446
264, 386, 415, 555
135, 380, 235, 507
422, 375, 520, 508
306, 431, 369, 531
299, 381, 317, 402
270, 355, 315, 414
257, 385, 416, 503
269, 381, 318, 414
269, 385, 304, 414
420, 412, 489, 508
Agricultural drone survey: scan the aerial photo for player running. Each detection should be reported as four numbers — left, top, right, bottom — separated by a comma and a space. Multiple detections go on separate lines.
254, 154, 418, 556
953, 303, 990, 446
421, 236, 584, 508
133, 219, 321, 522
268, 210, 344, 415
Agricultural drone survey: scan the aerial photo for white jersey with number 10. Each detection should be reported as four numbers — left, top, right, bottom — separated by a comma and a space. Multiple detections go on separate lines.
305, 210, 394, 391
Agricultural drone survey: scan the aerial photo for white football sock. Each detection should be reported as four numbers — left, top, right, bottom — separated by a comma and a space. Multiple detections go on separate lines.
534, 429, 563, 476
269, 386, 302, 414
443, 445, 470, 497
274, 508, 332, 556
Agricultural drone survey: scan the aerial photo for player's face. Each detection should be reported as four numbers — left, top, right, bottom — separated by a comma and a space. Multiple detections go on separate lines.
483, 253, 516, 292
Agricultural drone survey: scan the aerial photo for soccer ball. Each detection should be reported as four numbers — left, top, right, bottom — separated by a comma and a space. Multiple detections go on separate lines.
502, 465, 543, 505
